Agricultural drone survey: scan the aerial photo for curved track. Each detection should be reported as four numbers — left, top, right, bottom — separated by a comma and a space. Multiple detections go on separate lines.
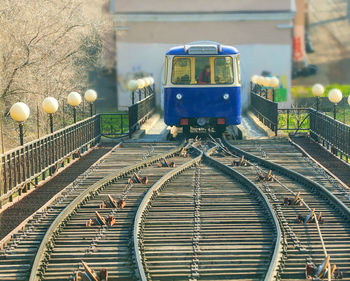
135, 144, 281, 281
221, 137, 350, 280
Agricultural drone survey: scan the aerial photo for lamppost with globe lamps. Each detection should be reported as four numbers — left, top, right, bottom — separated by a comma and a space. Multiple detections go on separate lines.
84, 89, 98, 117
312, 83, 324, 111
262, 77, 271, 99
42, 97, 59, 133
270, 76, 279, 102
137, 79, 145, 101
10, 102, 30, 146
146, 77, 154, 95
149, 77, 155, 93
251, 75, 259, 93
256, 76, 264, 96
67, 92, 82, 123
127, 80, 139, 105
143, 78, 150, 98
328, 88, 342, 119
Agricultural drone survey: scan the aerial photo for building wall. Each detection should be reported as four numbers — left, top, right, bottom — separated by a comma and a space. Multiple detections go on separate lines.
112, 0, 295, 110
113, 0, 292, 13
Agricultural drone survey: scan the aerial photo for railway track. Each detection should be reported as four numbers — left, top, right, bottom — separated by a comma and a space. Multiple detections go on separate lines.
1, 135, 350, 281
2, 139, 283, 281
227, 138, 350, 209
136, 145, 281, 280
0, 142, 184, 281
220, 136, 350, 280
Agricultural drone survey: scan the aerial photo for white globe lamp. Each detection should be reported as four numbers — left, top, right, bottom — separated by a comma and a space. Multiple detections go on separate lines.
10, 102, 30, 123
262, 77, 271, 88
149, 77, 154, 85
251, 75, 259, 84
127, 80, 139, 91
137, 79, 145, 89
42, 97, 59, 114
312, 84, 324, 97
312, 84, 324, 111
270, 77, 279, 88
328, 88, 342, 119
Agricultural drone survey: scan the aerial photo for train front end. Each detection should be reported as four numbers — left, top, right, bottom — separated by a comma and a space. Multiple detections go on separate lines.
163, 41, 241, 135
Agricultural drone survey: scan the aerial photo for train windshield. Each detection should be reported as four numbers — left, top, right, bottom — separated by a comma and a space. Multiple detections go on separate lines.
171, 56, 234, 85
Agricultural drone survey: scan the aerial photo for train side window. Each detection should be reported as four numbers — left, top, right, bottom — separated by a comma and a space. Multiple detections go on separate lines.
214, 57, 234, 84
171, 57, 191, 85
163, 57, 168, 85
236, 55, 241, 84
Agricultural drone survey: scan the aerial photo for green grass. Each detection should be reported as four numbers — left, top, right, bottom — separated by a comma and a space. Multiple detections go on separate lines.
100, 113, 129, 136
278, 112, 310, 133
292, 84, 350, 98
324, 107, 350, 125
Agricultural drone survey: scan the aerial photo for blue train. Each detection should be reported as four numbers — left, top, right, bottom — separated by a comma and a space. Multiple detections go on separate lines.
163, 41, 241, 136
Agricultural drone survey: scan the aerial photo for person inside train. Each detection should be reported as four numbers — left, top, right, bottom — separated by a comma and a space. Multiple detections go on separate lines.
198, 65, 211, 84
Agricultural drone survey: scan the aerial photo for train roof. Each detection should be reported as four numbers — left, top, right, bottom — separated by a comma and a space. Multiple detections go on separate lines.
166, 41, 239, 56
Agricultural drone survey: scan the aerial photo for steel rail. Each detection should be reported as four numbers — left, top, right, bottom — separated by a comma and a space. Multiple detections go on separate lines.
222, 138, 350, 221
133, 145, 204, 281
0, 142, 122, 252
202, 149, 283, 281
289, 137, 350, 197
29, 141, 186, 281
223, 138, 350, 281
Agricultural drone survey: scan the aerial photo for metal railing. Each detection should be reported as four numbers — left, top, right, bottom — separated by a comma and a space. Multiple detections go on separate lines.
0, 90, 157, 208
99, 93, 156, 139
250, 92, 278, 135
278, 108, 310, 132
0, 116, 100, 207
250, 91, 350, 162
310, 109, 350, 161
128, 93, 155, 137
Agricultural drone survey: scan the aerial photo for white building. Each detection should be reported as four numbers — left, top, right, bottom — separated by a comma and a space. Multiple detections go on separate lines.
110, 0, 296, 110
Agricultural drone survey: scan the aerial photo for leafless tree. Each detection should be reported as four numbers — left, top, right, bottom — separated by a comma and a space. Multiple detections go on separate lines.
0, 0, 113, 150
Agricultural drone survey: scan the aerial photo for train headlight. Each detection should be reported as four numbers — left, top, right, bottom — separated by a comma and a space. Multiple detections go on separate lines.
223, 93, 230, 100
197, 118, 207, 126
176, 93, 183, 100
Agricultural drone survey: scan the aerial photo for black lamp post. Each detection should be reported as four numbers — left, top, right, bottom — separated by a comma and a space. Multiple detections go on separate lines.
42, 97, 59, 133
127, 80, 138, 105
9, 102, 30, 146
19, 123, 24, 145
84, 89, 98, 117
67, 92, 82, 124
270, 76, 279, 102
312, 84, 324, 112
328, 89, 343, 120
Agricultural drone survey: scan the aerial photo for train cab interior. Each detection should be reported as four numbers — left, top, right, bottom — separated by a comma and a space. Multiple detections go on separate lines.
170, 56, 238, 85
